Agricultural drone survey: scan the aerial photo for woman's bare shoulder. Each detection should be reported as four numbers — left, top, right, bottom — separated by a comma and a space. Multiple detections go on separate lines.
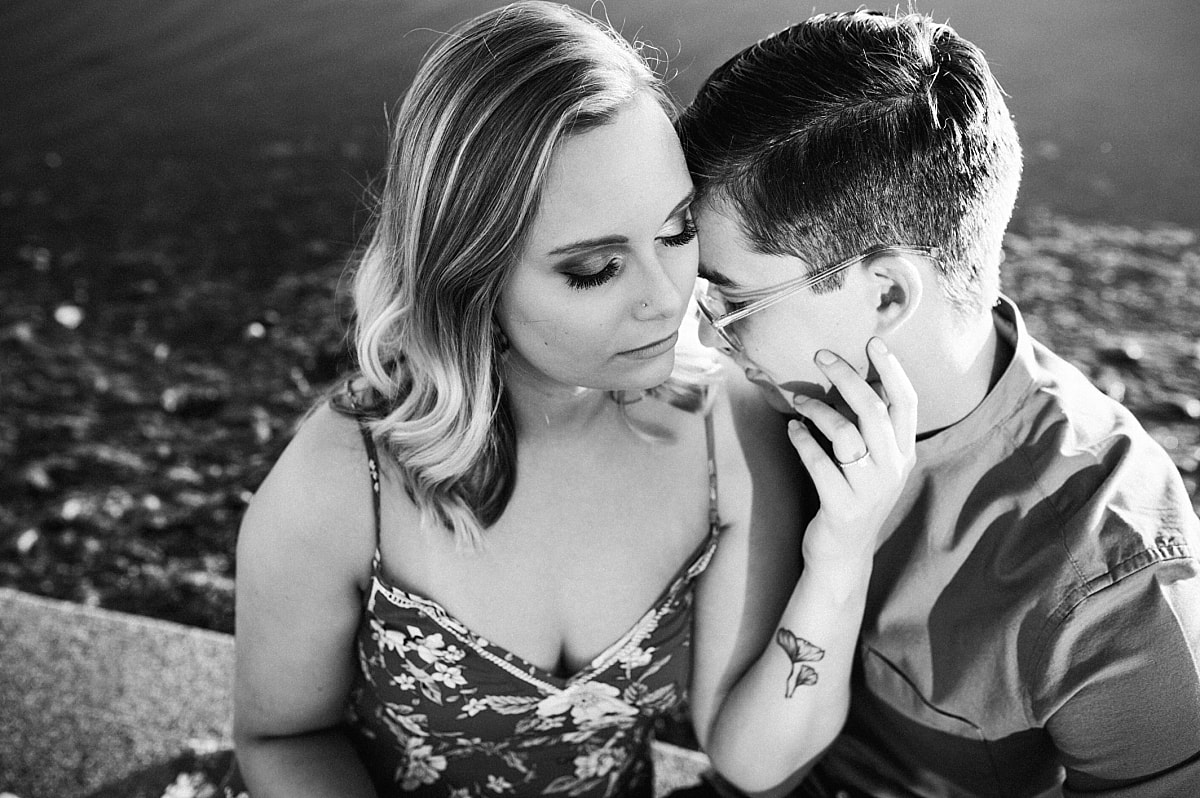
708, 357, 806, 524
233, 401, 380, 743
238, 401, 377, 584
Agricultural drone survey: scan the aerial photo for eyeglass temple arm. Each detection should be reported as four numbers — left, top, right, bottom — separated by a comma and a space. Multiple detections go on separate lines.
712, 245, 941, 329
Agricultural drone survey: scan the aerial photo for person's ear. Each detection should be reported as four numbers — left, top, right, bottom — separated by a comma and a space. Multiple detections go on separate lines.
870, 254, 924, 335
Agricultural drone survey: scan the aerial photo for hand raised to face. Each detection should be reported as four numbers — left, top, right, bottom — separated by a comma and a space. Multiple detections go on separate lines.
786, 337, 917, 564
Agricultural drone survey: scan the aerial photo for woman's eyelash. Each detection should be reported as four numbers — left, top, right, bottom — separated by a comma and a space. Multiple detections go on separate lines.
563, 216, 694, 290
661, 217, 698, 248
566, 258, 622, 290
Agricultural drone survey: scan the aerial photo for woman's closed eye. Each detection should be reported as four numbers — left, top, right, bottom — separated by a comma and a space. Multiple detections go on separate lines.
562, 213, 694, 290
564, 256, 623, 290
659, 216, 697, 248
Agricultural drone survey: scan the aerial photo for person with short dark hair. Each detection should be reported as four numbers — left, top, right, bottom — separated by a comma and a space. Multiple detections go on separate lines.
680, 10, 1200, 796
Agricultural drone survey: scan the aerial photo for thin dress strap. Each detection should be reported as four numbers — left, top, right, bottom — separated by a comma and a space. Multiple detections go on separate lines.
357, 422, 382, 546
343, 383, 383, 548
704, 410, 720, 532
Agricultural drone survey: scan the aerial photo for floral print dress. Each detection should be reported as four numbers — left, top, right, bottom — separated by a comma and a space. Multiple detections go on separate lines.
346, 414, 721, 797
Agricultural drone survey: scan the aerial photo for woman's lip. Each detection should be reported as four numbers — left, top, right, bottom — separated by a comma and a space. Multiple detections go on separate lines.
618, 331, 679, 359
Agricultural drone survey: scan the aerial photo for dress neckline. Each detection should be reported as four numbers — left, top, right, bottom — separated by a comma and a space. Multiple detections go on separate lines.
352, 399, 721, 693
367, 521, 718, 692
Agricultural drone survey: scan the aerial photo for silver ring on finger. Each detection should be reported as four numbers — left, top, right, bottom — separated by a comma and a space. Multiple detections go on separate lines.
835, 450, 871, 468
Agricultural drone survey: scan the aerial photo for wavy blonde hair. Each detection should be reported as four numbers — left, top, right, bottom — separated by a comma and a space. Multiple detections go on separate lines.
345, 1, 717, 549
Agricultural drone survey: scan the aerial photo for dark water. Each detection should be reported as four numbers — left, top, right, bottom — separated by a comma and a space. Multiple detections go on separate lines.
2, 0, 1197, 229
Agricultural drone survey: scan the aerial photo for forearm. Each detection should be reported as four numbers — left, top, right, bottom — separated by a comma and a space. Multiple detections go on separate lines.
235, 726, 379, 798
704, 554, 872, 795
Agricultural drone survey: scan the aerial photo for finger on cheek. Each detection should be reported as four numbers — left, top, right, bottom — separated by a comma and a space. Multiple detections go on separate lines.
787, 419, 809, 449
815, 349, 839, 367
787, 419, 818, 460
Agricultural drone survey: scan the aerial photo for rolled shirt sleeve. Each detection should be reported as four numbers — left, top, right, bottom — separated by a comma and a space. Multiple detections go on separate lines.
1036, 550, 1200, 795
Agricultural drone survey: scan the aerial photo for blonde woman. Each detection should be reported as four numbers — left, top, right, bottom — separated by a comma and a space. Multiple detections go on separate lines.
232, 3, 916, 796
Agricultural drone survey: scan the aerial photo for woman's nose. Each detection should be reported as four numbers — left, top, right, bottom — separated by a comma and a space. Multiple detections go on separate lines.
634, 259, 686, 321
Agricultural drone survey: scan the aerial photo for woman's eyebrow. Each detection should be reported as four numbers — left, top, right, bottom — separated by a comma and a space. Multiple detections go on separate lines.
664, 188, 696, 220
547, 234, 628, 256
544, 189, 696, 257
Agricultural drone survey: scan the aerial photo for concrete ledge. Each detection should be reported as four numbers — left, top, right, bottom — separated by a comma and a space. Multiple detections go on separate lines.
0, 589, 708, 797
0, 589, 235, 798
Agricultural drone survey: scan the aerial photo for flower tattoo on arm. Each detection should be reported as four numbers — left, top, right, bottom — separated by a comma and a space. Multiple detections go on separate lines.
775, 627, 826, 698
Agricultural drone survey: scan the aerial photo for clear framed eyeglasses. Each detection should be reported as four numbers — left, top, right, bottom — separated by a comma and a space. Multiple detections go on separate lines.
694, 244, 940, 351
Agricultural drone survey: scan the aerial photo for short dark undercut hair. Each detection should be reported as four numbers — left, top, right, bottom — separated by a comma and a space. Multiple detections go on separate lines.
677, 10, 1023, 317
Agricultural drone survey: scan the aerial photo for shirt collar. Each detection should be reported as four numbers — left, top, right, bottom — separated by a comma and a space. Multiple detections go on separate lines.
912, 295, 1037, 460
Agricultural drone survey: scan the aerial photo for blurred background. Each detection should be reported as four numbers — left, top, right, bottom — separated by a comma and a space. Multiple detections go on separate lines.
2, 0, 1198, 634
